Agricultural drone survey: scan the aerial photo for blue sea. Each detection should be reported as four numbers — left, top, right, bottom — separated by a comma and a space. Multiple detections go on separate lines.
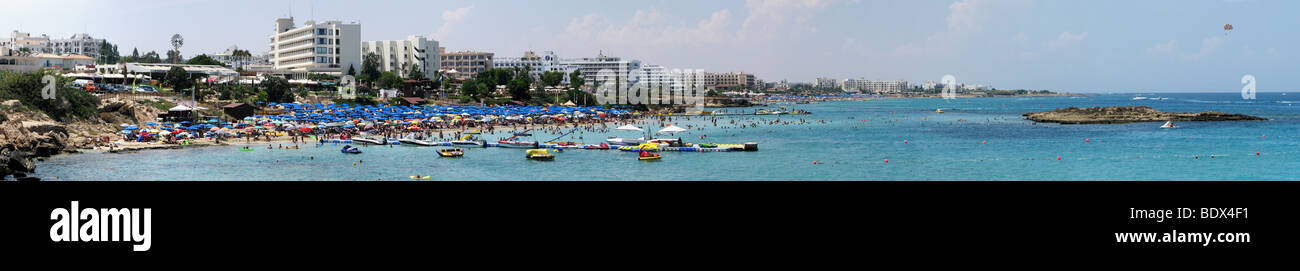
32, 93, 1300, 181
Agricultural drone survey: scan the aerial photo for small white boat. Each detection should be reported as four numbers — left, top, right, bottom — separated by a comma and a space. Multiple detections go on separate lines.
399, 137, 442, 146
1131, 97, 1149, 100
353, 138, 387, 145
451, 140, 484, 146
1160, 121, 1177, 129
606, 137, 645, 146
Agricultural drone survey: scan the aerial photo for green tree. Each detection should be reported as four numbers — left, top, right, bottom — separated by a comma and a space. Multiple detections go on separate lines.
476, 68, 513, 87
260, 75, 294, 103
97, 41, 120, 64
377, 71, 403, 90
360, 52, 382, 85
185, 54, 225, 66
139, 51, 162, 63
569, 70, 585, 91
165, 50, 183, 63
347, 64, 357, 76
541, 71, 565, 89
0, 72, 99, 121
507, 79, 531, 101
307, 73, 338, 81
164, 66, 193, 90
405, 63, 425, 80
459, 79, 490, 102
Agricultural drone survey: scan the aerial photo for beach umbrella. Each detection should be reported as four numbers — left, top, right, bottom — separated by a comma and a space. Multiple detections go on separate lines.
124, 126, 138, 130
120, 123, 131, 127
657, 125, 687, 135
145, 122, 158, 126
616, 125, 643, 132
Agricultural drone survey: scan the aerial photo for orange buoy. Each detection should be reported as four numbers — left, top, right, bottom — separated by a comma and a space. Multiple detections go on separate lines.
1056, 156, 1062, 160
904, 140, 909, 144
1085, 138, 1091, 143
1257, 152, 1261, 156
884, 159, 889, 163
813, 161, 819, 165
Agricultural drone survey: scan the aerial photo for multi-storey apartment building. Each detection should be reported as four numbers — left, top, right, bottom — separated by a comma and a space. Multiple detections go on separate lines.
438, 47, 493, 81
2, 31, 104, 60
362, 35, 439, 81
268, 17, 361, 79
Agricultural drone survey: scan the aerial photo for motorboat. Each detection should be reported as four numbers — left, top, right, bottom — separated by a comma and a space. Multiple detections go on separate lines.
452, 139, 483, 145
496, 139, 538, 148
606, 137, 645, 146
638, 150, 661, 161
500, 131, 539, 148
525, 149, 555, 160
583, 143, 611, 150
1160, 121, 1177, 129
341, 145, 362, 154
353, 137, 387, 145
437, 148, 464, 157
399, 138, 442, 146
1132, 97, 1149, 100
935, 109, 944, 114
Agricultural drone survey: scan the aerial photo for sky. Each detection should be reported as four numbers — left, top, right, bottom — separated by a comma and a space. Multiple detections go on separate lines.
2, 0, 1296, 92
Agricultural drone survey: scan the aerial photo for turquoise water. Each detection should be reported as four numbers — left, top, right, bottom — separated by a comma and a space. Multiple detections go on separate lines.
33, 93, 1300, 180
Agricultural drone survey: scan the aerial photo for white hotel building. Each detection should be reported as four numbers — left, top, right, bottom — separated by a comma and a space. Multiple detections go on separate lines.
268, 17, 360, 79
493, 51, 577, 85
362, 35, 439, 81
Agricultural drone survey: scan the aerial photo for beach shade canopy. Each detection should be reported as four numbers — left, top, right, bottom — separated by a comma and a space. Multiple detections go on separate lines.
616, 125, 643, 132
657, 125, 687, 134
168, 104, 194, 112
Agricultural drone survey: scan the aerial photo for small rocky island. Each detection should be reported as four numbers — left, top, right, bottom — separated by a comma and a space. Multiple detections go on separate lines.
1023, 106, 1268, 124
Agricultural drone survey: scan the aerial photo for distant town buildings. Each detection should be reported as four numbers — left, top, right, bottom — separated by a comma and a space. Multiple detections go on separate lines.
0, 53, 93, 72
494, 51, 576, 84
1, 31, 105, 59
842, 78, 909, 94
438, 47, 494, 81
561, 52, 640, 88
212, 45, 270, 70
362, 35, 440, 81
268, 17, 361, 79
922, 81, 937, 90
813, 77, 838, 89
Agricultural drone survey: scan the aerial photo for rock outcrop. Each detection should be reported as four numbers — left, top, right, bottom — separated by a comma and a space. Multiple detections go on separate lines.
1, 95, 173, 178
1024, 106, 1268, 124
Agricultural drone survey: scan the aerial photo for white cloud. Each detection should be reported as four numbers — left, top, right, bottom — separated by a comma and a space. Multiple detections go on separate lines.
737, 0, 837, 41
560, 8, 733, 49
1046, 32, 1087, 49
1145, 36, 1225, 60
1146, 40, 1178, 56
1195, 36, 1225, 58
434, 6, 474, 40
1013, 32, 1028, 42
892, 0, 1027, 57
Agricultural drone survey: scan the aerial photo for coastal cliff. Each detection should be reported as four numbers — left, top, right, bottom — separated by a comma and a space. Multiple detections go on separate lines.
1, 98, 163, 179
1023, 106, 1268, 124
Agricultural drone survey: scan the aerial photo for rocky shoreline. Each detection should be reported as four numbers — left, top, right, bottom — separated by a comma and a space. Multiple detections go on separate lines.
1023, 106, 1268, 124
1, 97, 165, 180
